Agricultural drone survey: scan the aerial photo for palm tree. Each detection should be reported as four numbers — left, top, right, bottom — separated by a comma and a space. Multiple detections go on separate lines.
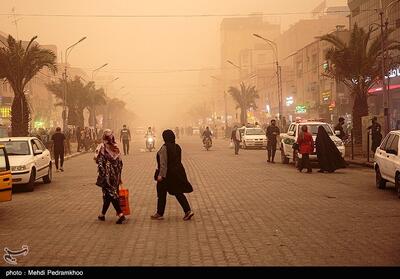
228, 82, 259, 124
320, 24, 400, 143
0, 35, 57, 136
86, 82, 107, 127
47, 76, 89, 128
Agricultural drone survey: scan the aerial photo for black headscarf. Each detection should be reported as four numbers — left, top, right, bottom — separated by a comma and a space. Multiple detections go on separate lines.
162, 129, 178, 164
316, 125, 346, 172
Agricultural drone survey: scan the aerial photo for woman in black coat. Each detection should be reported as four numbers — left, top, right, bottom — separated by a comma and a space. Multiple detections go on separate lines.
151, 129, 194, 221
316, 125, 346, 173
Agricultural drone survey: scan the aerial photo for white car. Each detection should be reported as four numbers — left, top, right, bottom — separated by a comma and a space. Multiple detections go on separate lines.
0, 137, 52, 191
280, 121, 345, 164
374, 130, 400, 198
241, 127, 267, 149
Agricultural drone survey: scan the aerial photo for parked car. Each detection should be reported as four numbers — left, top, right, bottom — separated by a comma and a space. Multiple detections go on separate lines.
280, 121, 345, 164
241, 127, 267, 149
0, 137, 52, 192
374, 130, 400, 198
0, 143, 12, 202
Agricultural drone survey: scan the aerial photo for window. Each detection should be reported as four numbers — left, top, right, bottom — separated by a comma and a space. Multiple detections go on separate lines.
35, 139, 46, 151
0, 148, 7, 172
382, 134, 396, 151
0, 141, 30, 156
388, 135, 399, 155
31, 140, 41, 153
380, 134, 391, 150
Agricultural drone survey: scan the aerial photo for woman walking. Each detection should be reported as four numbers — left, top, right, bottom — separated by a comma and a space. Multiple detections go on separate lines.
297, 125, 314, 173
151, 129, 194, 221
95, 129, 126, 224
315, 125, 346, 173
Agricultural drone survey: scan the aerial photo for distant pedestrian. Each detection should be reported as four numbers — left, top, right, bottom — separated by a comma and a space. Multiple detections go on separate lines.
334, 117, 347, 141
316, 126, 346, 173
231, 125, 241, 155
151, 129, 194, 221
266, 119, 280, 163
297, 125, 314, 173
367, 116, 383, 153
51, 127, 65, 172
119, 124, 131, 155
95, 129, 126, 224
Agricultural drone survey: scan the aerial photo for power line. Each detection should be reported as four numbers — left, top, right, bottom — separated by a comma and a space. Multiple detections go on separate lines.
0, 10, 357, 19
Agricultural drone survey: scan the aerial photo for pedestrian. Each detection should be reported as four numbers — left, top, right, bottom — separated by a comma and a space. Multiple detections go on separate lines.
51, 127, 65, 172
119, 124, 131, 155
76, 126, 82, 152
315, 126, 346, 173
334, 117, 347, 141
95, 129, 126, 224
297, 125, 314, 173
367, 116, 383, 153
266, 119, 280, 163
151, 129, 194, 221
231, 125, 241, 155
175, 126, 180, 139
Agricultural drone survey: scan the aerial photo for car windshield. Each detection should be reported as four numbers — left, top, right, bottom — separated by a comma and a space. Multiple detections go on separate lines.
0, 141, 31, 156
246, 129, 265, 135
299, 124, 333, 136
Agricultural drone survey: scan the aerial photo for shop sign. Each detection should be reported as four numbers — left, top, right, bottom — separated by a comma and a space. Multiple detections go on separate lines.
295, 105, 307, 114
286, 96, 294, 107
321, 90, 331, 104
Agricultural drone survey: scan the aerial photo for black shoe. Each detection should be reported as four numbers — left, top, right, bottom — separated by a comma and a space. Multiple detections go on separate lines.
98, 215, 105, 221
116, 215, 126, 224
183, 211, 194, 221
267, 160, 271, 163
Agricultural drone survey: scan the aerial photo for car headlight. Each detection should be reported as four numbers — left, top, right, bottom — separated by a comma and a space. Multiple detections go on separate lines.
12, 165, 27, 171
148, 138, 153, 142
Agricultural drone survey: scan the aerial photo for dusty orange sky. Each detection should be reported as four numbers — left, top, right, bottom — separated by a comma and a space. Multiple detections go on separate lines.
0, 0, 346, 126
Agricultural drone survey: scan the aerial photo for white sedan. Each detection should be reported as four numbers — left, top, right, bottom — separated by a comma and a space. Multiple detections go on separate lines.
0, 137, 52, 191
241, 128, 267, 149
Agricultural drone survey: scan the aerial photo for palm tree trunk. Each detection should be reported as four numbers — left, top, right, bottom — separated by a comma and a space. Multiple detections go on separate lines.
240, 106, 247, 124
11, 93, 30, 136
352, 90, 369, 144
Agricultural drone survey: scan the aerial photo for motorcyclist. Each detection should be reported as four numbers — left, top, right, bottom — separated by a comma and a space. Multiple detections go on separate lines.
145, 127, 155, 147
202, 126, 213, 146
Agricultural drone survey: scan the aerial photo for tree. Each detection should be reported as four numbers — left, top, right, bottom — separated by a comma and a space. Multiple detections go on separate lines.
47, 76, 90, 128
86, 82, 107, 127
228, 82, 259, 124
320, 24, 400, 143
0, 35, 57, 136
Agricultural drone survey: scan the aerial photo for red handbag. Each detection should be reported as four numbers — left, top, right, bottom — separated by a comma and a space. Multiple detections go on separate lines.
119, 186, 131, 216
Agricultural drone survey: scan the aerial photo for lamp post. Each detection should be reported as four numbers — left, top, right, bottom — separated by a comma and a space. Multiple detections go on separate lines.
63, 36, 87, 132
90, 63, 108, 129
253, 33, 282, 123
210, 75, 228, 138
91, 63, 108, 81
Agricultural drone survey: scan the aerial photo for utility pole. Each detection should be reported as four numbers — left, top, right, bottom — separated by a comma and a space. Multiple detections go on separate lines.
379, 9, 389, 134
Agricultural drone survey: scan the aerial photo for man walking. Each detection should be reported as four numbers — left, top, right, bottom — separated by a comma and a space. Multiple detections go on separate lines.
266, 119, 280, 163
334, 117, 347, 141
368, 116, 383, 153
120, 124, 131, 155
51, 127, 66, 172
231, 125, 241, 155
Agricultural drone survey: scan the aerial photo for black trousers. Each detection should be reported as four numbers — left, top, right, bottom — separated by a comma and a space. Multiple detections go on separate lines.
233, 140, 240, 155
122, 140, 130, 155
54, 149, 64, 169
156, 182, 191, 216
298, 153, 312, 172
102, 192, 122, 215
267, 142, 277, 162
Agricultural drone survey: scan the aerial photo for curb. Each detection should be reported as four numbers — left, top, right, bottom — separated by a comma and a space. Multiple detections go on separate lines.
346, 160, 374, 169
51, 151, 88, 164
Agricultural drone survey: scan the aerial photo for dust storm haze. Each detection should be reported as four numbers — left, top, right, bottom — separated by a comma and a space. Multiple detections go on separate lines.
0, 0, 346, 130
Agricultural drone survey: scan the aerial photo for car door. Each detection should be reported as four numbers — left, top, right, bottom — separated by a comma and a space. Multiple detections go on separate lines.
31, 139, 45, 178
0, 146, 12, 202
378, 133, 395, 179
282, 124, 296, 158
385, 134, 399, 183
36, 139, 51, 166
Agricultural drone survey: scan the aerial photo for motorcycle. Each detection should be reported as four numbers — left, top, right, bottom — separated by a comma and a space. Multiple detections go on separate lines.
146, 135, 155, 152
203, 137, 212, 151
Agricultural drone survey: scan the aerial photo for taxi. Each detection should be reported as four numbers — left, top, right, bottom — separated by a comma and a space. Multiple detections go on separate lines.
0, 144, 12, 202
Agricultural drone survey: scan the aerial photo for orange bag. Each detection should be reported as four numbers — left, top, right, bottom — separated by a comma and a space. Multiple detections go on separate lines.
119, 186, 131, 216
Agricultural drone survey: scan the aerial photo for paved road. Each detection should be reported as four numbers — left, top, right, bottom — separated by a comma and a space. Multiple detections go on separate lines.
1, 136, 400, 266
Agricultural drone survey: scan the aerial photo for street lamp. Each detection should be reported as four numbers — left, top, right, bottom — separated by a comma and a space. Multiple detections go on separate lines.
91, 63, 108, 81
253, 33, 282, 122
63, 36, 87, 132
210, 75, 229, 138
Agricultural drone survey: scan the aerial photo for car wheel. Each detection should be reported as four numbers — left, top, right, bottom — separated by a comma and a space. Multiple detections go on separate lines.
395, 172, 400, 199
25, 169, 36, 192
375, 167, 386, 189
43, 163, 52, 184
281, 145, 289, 164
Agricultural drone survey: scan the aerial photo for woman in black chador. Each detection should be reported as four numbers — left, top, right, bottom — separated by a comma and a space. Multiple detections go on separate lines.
151, 129, 194, 221
315, 125, 346, 173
